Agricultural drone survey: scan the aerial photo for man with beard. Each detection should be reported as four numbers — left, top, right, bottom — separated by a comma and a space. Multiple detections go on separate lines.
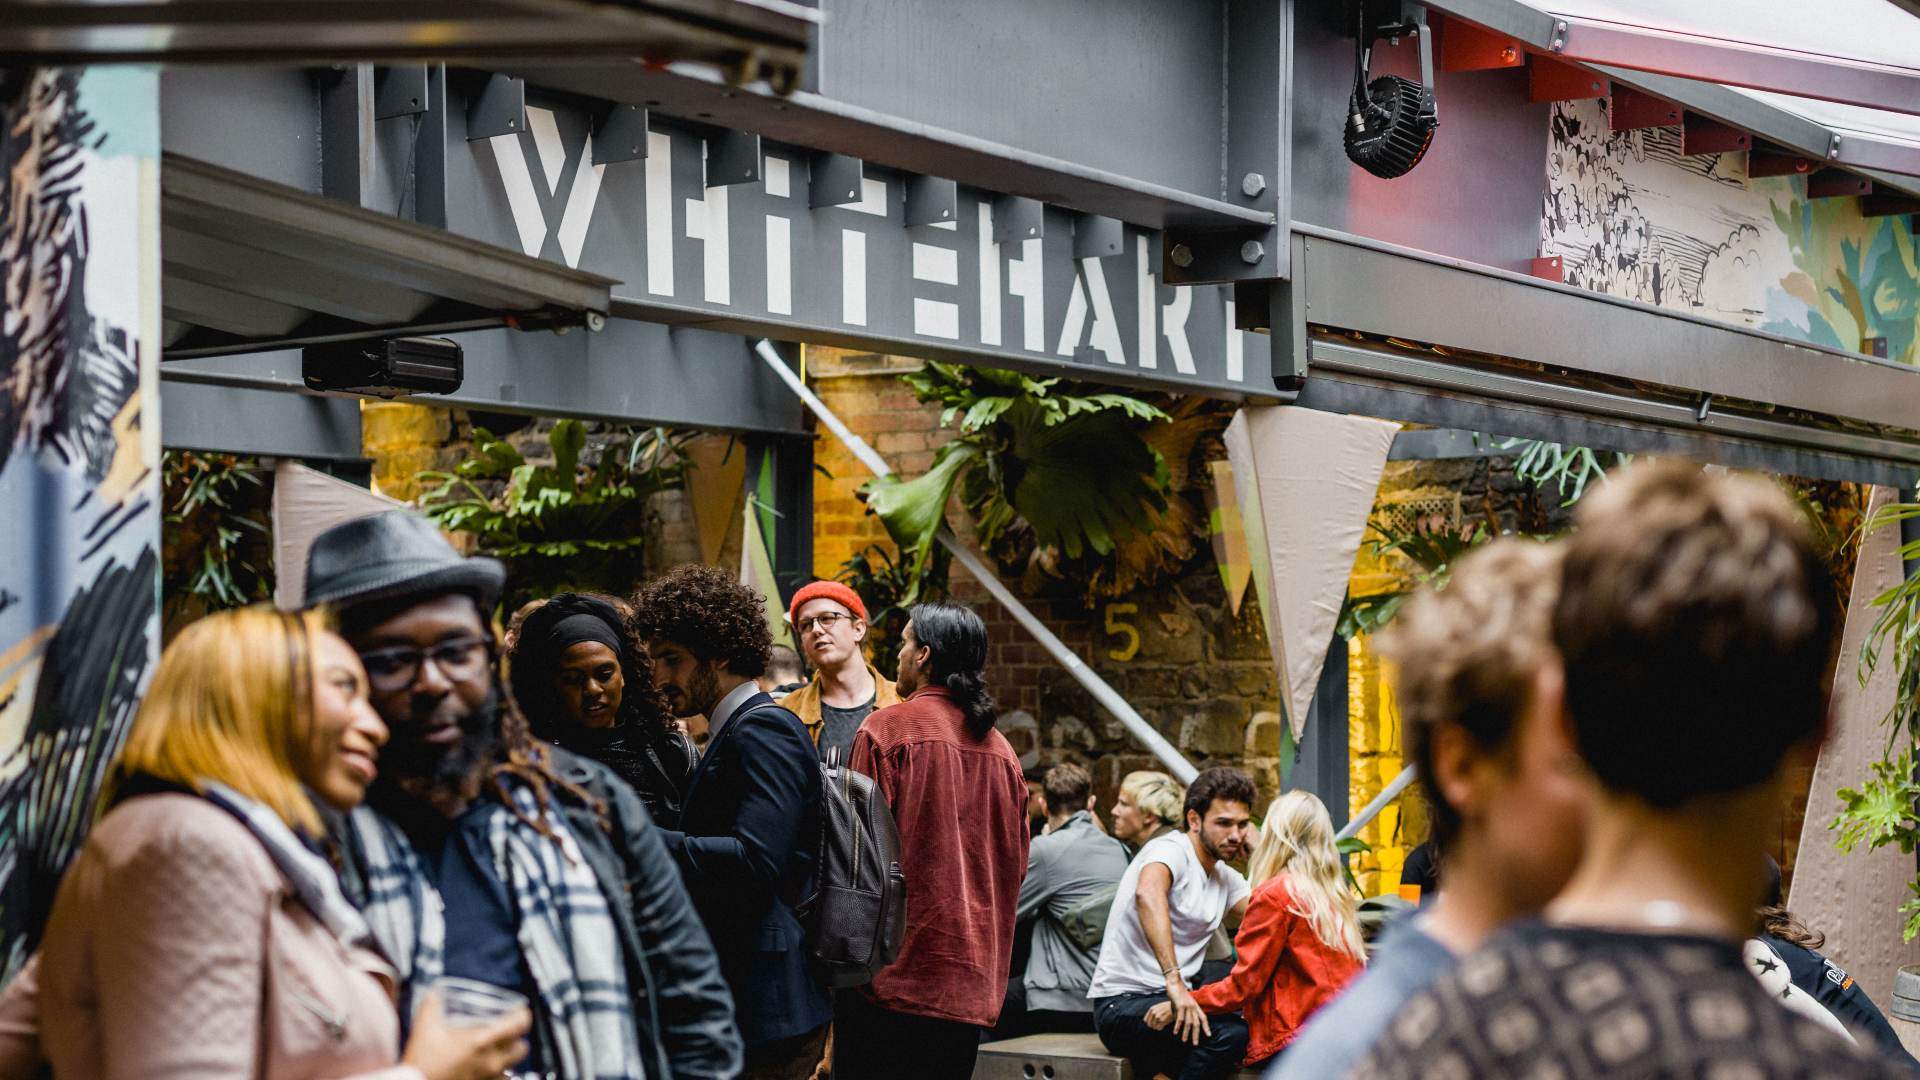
303, 511, 741, 1080
1086, 767, 1256, 1080
629, 565, 830, 1080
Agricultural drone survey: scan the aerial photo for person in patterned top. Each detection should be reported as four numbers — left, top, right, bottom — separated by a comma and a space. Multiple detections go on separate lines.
1352, 461, 1906, 1080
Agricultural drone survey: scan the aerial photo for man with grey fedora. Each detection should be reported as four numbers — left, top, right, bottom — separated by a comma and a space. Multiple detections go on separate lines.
306, 510, 741, 1079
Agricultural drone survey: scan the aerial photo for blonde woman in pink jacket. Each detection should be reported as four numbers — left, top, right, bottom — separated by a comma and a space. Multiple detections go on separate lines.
27, 607, 528, 1080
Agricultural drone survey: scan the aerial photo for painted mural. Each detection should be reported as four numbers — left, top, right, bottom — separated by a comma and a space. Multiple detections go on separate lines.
0, 68, 161, 981
1542, 97, 1920, 364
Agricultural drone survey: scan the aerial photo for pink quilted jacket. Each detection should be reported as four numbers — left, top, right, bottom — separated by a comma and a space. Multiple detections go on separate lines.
34, 793, 421, 1080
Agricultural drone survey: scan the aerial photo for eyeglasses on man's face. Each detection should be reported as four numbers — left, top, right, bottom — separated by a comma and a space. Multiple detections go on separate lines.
797, 612, 857, 635
356, 636, 491, 692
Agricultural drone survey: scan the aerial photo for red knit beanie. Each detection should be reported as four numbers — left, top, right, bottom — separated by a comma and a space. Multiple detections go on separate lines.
788, 580, 868, 625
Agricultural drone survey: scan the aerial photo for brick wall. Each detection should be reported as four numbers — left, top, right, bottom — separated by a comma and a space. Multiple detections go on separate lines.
806, 347, 941, 580
800, 347, 1289, 816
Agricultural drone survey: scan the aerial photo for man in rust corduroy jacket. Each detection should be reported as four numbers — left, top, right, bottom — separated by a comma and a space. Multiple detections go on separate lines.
839, 602, 1028, 1080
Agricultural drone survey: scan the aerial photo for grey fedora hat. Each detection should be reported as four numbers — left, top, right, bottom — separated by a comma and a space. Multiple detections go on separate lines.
303, 509, 505, 612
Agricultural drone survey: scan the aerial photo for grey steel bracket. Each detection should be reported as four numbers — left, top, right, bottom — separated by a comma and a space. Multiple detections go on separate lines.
1072, 213, 1123, 259
991, 195, 1043, 243
375, 66, 428, 119
905, 175, 957, 226
593, 104, 649, 165
707, 128, 761, 185
465, 74, 527, 141
1231, 233, 1310, 389
809, 152, 866, 208
1164, 0, 1291, 285
414, 66, 450, 228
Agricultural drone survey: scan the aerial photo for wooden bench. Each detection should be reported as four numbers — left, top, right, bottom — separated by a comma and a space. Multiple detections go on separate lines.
974, 1033, 1267, 1079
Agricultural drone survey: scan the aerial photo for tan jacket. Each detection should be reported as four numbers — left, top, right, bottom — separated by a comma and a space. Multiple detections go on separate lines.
777, 662, 900, 745
36, 793, 419, 1080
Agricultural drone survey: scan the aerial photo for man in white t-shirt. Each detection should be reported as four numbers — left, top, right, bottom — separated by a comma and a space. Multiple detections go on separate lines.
1087, 767, 1255, 1080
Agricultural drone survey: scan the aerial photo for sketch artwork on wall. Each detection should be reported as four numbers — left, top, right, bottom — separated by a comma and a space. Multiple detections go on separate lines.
1542, 98, 1920, 365
0, 67, 161, 981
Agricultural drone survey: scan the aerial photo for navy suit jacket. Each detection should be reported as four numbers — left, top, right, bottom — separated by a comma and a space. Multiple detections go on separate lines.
656, 691, 830, 1047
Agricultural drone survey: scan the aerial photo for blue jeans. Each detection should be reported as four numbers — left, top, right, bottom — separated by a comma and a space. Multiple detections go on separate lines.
1092, 992, 1249, 1080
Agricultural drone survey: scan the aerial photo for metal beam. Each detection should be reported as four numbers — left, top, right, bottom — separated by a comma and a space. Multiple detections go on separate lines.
1303, 340, 1920, 488
0, 0, 815, 87
429, 92, 1272, 398
492, 62, 1273, 233
166, 321, 806, 437
160, 381, 364, 461
752, 339, 1200, 784
162, 153, 615, 358
1295, 225, 1920, 434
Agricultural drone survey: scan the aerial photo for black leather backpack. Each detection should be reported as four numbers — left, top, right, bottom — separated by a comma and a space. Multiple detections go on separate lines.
794, 748, 907, 987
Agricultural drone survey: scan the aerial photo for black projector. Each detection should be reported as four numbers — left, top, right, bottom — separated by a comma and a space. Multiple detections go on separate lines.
303, 336, 463, 397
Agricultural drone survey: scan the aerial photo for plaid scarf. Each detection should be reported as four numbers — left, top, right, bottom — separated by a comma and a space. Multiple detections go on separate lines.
349, 789, 644, 1080
488, 785, 644, 1080
347, 804, 446, 1020
202, 783, 374, 953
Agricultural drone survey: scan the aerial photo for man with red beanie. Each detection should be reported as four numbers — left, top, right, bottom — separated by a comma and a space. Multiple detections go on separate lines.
777, 580, 899, 763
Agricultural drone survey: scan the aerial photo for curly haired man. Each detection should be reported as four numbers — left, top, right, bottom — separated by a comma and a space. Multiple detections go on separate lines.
630, 565, 831, 1080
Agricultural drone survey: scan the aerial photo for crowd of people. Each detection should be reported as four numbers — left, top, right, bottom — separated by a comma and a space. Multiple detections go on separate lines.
0, 458, 1917, 1079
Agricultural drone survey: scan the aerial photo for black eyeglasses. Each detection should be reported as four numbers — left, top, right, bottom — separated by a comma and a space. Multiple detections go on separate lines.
797, 612, 854, 634
356, 636, 491, 692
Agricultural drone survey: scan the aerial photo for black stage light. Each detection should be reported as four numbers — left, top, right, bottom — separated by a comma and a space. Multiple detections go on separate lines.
1344, 4, 1439, 180
304, 336, 463, 398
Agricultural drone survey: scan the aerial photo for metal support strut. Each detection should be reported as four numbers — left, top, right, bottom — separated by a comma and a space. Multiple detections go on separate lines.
754, 339, 1200, 785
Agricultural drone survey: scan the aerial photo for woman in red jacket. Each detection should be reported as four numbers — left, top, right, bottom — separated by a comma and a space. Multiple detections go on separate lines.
1146, 790, 1365, 1070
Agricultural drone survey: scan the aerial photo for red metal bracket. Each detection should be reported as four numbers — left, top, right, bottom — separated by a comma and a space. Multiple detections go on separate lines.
1609, 86, 1680, 132
1528, 57, 1608, 102
1748, 149, 1813, 178
1530, 256, 1565, 283
1862, 193, 1920, 217
1807, 170, 1872, 198
1681, 113, 1750, 155
1435, 14, 1525, 72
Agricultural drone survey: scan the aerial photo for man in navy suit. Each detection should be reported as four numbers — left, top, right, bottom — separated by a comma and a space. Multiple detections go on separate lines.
630, 564, 830, 1080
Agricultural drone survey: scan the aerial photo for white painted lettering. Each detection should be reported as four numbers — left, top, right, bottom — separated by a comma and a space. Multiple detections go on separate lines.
644, 130, 674, 297
554, 133, 604, 269
1162, 286, 1197, 374
1136, 235, 1158, 369
979, 202, 1002, 345
766, 216, 792, 315
842, 230, 867, 326
1225, 298, 1244, 382
683, 173, 731, 305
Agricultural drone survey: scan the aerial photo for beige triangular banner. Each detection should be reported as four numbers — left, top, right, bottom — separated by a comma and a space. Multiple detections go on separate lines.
1787, 485, 1920, 1011
1224, 407, 1398, 740
1207, 459, 1254, 617
685, 434, 747, 566
271, 461, 403, 610
740, 497, 795, 649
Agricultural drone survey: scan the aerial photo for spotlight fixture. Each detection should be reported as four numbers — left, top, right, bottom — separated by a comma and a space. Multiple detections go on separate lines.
1344, 3, 1439, 179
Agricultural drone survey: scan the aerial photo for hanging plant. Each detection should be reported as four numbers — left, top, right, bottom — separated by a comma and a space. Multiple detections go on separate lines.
859, 363, 1174, 604
418, 420, 692, 607
161, 451, 274, 636
1837, 499, 1920, 939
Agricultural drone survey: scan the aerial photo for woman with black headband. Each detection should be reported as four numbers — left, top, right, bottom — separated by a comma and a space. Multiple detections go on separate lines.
505, 593, 697, 824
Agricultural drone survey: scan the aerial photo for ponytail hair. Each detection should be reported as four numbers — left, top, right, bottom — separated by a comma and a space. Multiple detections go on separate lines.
906, 601, 997, 737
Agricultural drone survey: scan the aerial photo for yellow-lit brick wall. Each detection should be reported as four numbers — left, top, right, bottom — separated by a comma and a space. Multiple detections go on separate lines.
805, 347, 946, 578
361, 401, 464, 504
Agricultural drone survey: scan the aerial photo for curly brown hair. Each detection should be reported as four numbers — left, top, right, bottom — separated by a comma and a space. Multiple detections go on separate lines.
629, 564, 772, 677
504, 592, 673, 742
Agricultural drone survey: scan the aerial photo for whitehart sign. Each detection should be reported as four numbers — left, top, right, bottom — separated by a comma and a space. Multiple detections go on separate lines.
445, 97, 1273, 397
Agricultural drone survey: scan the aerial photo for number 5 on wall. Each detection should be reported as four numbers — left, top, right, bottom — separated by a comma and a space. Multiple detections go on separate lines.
1105, 603, 1141, 662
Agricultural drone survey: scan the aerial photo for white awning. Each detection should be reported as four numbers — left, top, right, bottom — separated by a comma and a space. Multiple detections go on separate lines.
1429, 0, 1920, 180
